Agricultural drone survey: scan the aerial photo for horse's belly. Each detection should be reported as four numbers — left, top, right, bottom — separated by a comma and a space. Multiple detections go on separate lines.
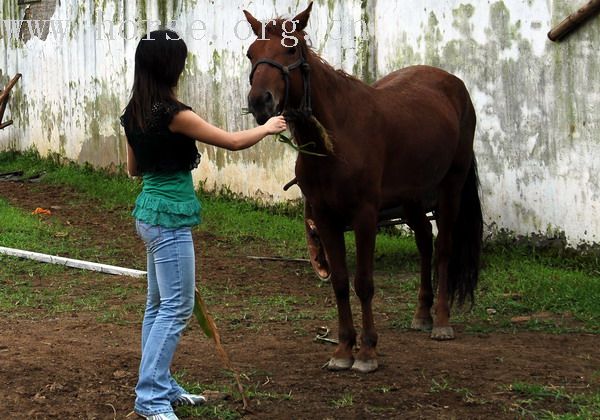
379, 185, 438, 211
377, 144, 454, 208
384, 140, 454, 179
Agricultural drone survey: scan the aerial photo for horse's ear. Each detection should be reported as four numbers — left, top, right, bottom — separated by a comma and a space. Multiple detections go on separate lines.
292, 1, 313, 31
243, 9, 262, 37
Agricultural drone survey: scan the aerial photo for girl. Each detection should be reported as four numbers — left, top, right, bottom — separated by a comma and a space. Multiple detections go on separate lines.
121, 29, 286, 420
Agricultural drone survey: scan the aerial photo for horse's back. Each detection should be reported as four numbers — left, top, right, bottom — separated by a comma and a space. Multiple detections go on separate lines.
373, 65, 474, 134
371, 65, 476, 205
374, 65, 472, 117
375, 65, 465, 93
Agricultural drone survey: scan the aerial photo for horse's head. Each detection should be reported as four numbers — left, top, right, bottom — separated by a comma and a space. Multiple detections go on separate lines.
243, 2, 313, 124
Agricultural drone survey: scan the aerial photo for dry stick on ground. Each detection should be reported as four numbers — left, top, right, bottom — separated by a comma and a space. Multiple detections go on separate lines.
247, 255, 310, 263
193, 288, 251, 412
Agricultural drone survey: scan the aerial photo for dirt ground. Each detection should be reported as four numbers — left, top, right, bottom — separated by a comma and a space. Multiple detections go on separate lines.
0, 181, 598, 420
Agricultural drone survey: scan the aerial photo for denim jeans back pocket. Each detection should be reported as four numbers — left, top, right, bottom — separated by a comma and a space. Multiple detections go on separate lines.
135, 220, 163, 250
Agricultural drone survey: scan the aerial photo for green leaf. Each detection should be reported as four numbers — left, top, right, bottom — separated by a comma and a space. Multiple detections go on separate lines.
193, 288, 214, 339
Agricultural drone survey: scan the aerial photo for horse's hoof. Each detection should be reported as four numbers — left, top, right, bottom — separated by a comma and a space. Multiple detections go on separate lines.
411, 317, 433, 331
351, 359, 378, 373
325, 357, 353, 371
431, 326, 455, 340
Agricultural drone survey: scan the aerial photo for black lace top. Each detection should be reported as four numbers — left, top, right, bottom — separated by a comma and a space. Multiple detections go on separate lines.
120, 102, 201, 173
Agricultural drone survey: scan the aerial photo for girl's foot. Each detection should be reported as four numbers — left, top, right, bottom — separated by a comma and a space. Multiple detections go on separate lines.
172, 393, 207, 407
136, 412, 179, 420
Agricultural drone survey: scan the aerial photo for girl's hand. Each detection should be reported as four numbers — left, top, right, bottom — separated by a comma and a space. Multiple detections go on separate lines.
264, 116, 287, 135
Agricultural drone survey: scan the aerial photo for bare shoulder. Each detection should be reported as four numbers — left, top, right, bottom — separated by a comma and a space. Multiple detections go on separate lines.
169, 109, 201, 132
171, 109, 197, 122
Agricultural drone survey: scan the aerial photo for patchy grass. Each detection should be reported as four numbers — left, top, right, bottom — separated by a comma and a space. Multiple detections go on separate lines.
0, 150, 139, 208
509, 382, 600, 419
0, 256, 142, 320
429, 376, 483, 405
0, 196, 73, 254
331, 392, 354, 408
173, 370, 294, 420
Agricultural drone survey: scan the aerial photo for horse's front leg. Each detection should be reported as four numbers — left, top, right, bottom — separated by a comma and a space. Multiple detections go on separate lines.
351, 205, 379, 373
313, 212, 356, 370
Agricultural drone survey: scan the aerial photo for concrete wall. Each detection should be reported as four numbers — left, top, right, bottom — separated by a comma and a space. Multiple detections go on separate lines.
1, 0, 599, 243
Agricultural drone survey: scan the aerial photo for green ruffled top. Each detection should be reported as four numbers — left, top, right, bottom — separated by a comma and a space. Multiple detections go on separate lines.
132, 171, 201, 228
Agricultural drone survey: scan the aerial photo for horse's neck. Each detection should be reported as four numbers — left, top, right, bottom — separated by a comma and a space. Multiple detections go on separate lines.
294, 55, 372, 149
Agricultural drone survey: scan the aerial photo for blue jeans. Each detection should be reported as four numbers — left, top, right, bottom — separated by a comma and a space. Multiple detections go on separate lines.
134, 220, 195, 416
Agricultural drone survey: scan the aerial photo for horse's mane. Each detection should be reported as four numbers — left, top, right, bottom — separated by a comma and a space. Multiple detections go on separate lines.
265, 18, 361, 84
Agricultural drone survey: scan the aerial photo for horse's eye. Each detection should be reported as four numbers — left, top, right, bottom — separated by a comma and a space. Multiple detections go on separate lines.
287, 46, 297, 55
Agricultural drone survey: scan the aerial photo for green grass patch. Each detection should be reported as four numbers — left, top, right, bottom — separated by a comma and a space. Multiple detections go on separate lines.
0, 196, 72, 254
0, 149, 140, 208
331, 392, 354, 408
453, 246, 600, 333
198, 190, 306, 257
0, 258, 141, 319
0, 186, 142, 318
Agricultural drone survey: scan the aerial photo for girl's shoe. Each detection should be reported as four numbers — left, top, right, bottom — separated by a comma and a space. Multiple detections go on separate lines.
136, 412, 179, 420
172, 393, 207, 407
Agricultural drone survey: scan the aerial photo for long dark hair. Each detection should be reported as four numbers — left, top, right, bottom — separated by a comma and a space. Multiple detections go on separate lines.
124, 29, 188, 131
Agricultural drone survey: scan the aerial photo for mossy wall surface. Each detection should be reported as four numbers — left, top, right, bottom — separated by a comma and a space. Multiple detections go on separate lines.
1, 1, 598, 242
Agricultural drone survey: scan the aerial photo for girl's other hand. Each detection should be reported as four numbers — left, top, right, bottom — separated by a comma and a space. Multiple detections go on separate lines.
264, 116, 287, 135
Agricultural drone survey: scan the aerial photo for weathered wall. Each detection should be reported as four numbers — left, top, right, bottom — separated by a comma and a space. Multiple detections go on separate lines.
377, 1, 600, 243
1, 0, 599, 243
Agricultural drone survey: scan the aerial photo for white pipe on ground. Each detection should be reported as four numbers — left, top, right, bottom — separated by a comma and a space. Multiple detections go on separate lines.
0, 246, 147, 278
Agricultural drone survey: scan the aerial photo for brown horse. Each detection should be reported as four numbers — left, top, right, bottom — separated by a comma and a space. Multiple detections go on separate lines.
243, 2, 482, 373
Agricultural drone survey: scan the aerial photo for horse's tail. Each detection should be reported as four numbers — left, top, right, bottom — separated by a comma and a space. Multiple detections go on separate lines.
448, 157, 483, 306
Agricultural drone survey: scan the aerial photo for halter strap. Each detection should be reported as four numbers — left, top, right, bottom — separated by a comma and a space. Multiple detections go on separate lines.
249, 49, 312, 116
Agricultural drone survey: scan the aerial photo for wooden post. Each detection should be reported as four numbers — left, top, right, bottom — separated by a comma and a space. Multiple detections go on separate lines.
0, 121, 14, 130
548, 0, 600, 41
0, 73, 22, 104
0, 73, 22, 129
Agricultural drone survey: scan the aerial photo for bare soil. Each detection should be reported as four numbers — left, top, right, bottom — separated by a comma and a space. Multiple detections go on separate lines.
0, 181, 598, 419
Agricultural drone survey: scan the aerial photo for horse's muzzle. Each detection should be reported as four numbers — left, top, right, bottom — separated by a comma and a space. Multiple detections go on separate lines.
247, 90, 277, 125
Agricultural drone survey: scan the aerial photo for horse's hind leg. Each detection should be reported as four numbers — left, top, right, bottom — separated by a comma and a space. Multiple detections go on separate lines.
431, 177, 464, 340
405, 205, 434, 331
351, 205, 379, 373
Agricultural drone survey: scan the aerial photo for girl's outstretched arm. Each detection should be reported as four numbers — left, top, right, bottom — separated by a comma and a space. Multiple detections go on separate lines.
169, 110, 287, 151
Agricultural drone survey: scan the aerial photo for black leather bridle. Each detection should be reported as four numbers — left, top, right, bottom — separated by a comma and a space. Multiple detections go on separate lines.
249, 47, 312, 116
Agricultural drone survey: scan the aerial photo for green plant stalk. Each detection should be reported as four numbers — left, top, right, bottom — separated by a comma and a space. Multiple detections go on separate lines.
193, 287, 250, 411
276, 133, 327, 157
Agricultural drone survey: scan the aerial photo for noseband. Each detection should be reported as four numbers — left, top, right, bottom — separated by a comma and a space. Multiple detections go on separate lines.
249, 48, 312, 116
